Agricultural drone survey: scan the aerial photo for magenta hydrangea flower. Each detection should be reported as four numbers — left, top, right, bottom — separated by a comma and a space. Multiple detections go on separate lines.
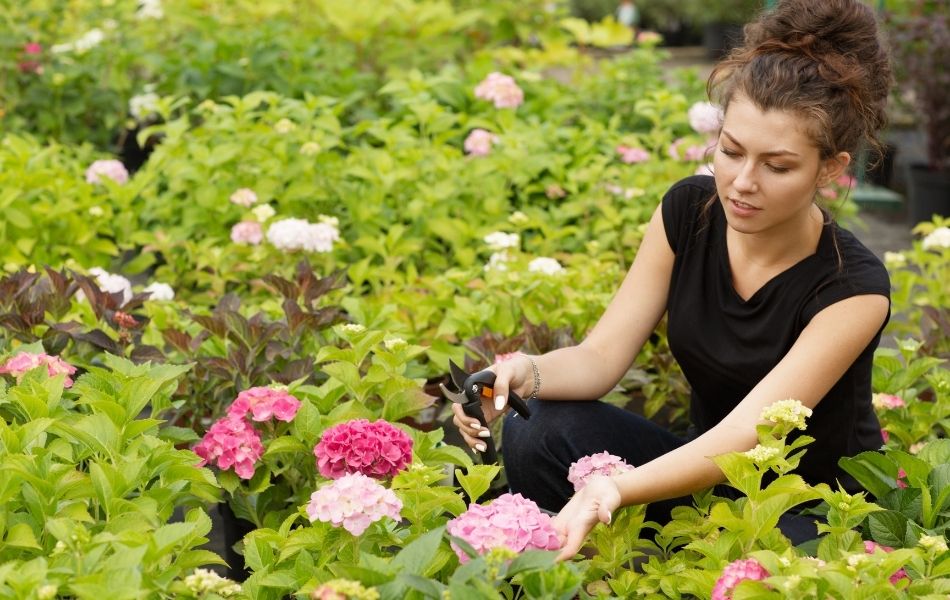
306, 473, 402, 536
0, 352, 77, 387
193, 416, 264, 479
474, 72, 524, 109
711, 558, 769, 600
227, 386, 301, 422
230, 221, 263, 245
567, 452, 635, 492
864, 541, 909, 584
85, 159, 129, 185
616, 145, 650, 164
446, 493, 561, 563
464, 129, 498, 157
314, 419, 413, 480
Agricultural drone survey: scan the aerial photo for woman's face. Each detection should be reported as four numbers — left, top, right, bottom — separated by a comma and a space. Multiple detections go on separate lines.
713, 92, 846, 236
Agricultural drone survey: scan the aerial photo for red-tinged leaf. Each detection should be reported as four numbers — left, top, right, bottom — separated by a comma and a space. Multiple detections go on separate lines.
0, 313, 31, 333
130, 345, 165, 364
74, 329, 120, 354
216, 293, 241, 313
192, 315, 228, 338
262, 274, 299, 300
162, 329, 193, 354
275, 358, 314, 383
44, 267, 69, 295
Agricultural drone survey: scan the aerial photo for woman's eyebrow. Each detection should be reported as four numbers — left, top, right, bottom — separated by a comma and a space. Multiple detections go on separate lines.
721, 130, 801, 157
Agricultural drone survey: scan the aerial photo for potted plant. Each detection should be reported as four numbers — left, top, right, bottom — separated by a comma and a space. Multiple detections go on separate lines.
886, 2, 950, 224
682, 0, 763, 59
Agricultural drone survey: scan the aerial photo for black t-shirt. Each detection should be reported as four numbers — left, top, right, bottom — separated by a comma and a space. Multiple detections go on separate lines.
661, 175, 890, 491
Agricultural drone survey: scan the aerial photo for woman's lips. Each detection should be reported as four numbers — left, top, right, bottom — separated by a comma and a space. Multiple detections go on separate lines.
728, 198, 761, 217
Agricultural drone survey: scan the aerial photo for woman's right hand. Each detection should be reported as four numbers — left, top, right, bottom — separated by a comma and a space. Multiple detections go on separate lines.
450, 353, 532, 453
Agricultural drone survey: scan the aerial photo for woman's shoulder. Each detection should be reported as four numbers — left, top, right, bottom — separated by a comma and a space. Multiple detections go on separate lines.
665, 174, 717, 200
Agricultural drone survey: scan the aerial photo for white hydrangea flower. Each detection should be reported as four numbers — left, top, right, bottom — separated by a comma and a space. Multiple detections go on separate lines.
921, 226, 950, 250
528, 256, 564, 275
908, 441, 926, 454
919, 535, 948, 553
883, 251, 907, 267
251, 204, 276, 222
300, 141, 322, 156
274, 118, 296, 134
485, 251, 512, 272
183, 569, 241, 597
760, 399, 812, 431
509, 211, 529, 225
144, 282, 175, 301
229, 188, 258, 207
383, 337, 407, 351
88, 206, 104, 217
483, 231, 519, 250
85, 267, 133, 304
743, 444, 780, 464
266, 218, 339, 253
74, 28, 105, 53
318, 214, 339, 227
341, 324, 366, 334
129, 85, 159, 121
136, 0, 164, 19
36, 585, 57, 600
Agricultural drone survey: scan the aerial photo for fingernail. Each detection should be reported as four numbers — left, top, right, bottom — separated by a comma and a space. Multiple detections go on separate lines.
495, 395, 505, 411
475, 442, 486, 452
477, 429, 491, 438
470, 421, 481, 429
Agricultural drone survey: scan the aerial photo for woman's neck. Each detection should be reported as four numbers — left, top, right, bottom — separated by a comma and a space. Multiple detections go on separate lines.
727, 203, 825, 270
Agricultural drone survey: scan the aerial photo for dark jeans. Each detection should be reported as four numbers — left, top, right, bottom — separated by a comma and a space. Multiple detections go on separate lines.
502, 399, 820, 545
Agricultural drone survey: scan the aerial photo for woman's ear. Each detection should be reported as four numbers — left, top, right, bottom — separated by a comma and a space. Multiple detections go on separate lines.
818, 152, 852, 187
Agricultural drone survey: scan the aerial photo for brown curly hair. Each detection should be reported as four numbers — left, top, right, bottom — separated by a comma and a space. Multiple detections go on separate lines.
708, 0, 892, 164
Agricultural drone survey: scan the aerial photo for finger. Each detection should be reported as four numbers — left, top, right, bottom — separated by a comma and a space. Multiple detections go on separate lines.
459, 430, 487, 453
451, 404, 486, 438
491, 367, 511, 412
555, 529, 584, 562
598, 503, 613, 525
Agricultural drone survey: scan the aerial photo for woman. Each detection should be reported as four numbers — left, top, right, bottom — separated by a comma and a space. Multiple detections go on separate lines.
452, 0, 893, 560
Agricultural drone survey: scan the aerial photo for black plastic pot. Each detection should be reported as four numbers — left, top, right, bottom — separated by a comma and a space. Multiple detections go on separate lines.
906, 163, 950, 225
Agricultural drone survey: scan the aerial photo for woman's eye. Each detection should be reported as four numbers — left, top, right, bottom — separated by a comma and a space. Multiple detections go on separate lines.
766, 164, 791, 173
719, 147, 739, 157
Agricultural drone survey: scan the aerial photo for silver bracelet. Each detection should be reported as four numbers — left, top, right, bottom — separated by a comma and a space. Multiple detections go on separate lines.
526, 356, 541, 401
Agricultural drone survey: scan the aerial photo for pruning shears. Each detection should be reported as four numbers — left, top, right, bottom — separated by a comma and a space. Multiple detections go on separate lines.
439, 360, 532, 464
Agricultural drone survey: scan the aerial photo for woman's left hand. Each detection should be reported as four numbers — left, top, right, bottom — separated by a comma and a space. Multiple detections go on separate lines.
552, 475, 622, 561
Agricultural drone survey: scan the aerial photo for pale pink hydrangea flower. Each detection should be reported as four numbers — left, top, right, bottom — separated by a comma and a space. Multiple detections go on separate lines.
528, 256, 564, 275
474, 72, 524, 109
688, 102, 724, 134
310, 579, 378, 600
193, 416, 264, 479
667, 138, 684, 160
864, 541, 909, 584
872, 393, 906, 410
464, 129, 499, 156
85, 159, 129, 185
306, 473, 402, 536
227, 386, 301, 422
266, 218, 339, 253
0, 352, 77, 387
711, 558, 769, 600
637, 31, 662, 45
695, 162, 715, 176
881, 428, 889, 444
616, 145, 650, 164
314, 419, 413, 480
896, 468, 908, 489
446, 493, 560, 563
229, 188, 258, 207
683, 143, 709, 162
231, 221, 263, 245
567, 452, 635, 492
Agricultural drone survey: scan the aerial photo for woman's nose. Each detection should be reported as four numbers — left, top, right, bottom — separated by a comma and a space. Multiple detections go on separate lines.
733, 161, 758, 193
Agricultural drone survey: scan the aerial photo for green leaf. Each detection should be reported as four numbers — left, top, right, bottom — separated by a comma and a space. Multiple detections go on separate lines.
918, 439, 950, 467
868, 510, 913, 548
454, 465, 501, 504
89, 461, 116, 516
291, 399, 323, 445
217, 470, 241, 495
263, 437, 308, 457
929, 464, 950, 514
4, 522, 41, 549
507, 549, 557, 576
390, 527, 445, 576
839, 452, 898, 498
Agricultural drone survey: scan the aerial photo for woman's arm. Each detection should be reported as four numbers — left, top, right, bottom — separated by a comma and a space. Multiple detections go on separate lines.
553, 292, 890, 559
452, 203, 675, 448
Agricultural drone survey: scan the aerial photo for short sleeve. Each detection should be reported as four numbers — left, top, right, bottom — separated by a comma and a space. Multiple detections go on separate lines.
801, 231, 892, 324
661, 175, 716, 255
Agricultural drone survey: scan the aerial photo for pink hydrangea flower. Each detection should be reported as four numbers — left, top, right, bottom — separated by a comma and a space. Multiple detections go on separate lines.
0, 352, 77, 387
494, 352, 520, 364
474, 72, 524, 109
872, 393, 906, 410
688, 102, 724, 135
306, 473, 402, 535
616, 145, 650, 164
567, 452, 635, 492
24, 42, 42, 55
896, 468, 908, 489
464, 129, 498, 156
881, 428, 889, 444
227, 386, 301, 422
314, 419, 413, 480
230, 221, 263, 245
711, 558, 769, 600
683, 143, 709, 162
446, 493, 560, 563
193, 416, 264, 479
85, 159, 129, 185
864, 541, 909, 584
229, 188, 258, 207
